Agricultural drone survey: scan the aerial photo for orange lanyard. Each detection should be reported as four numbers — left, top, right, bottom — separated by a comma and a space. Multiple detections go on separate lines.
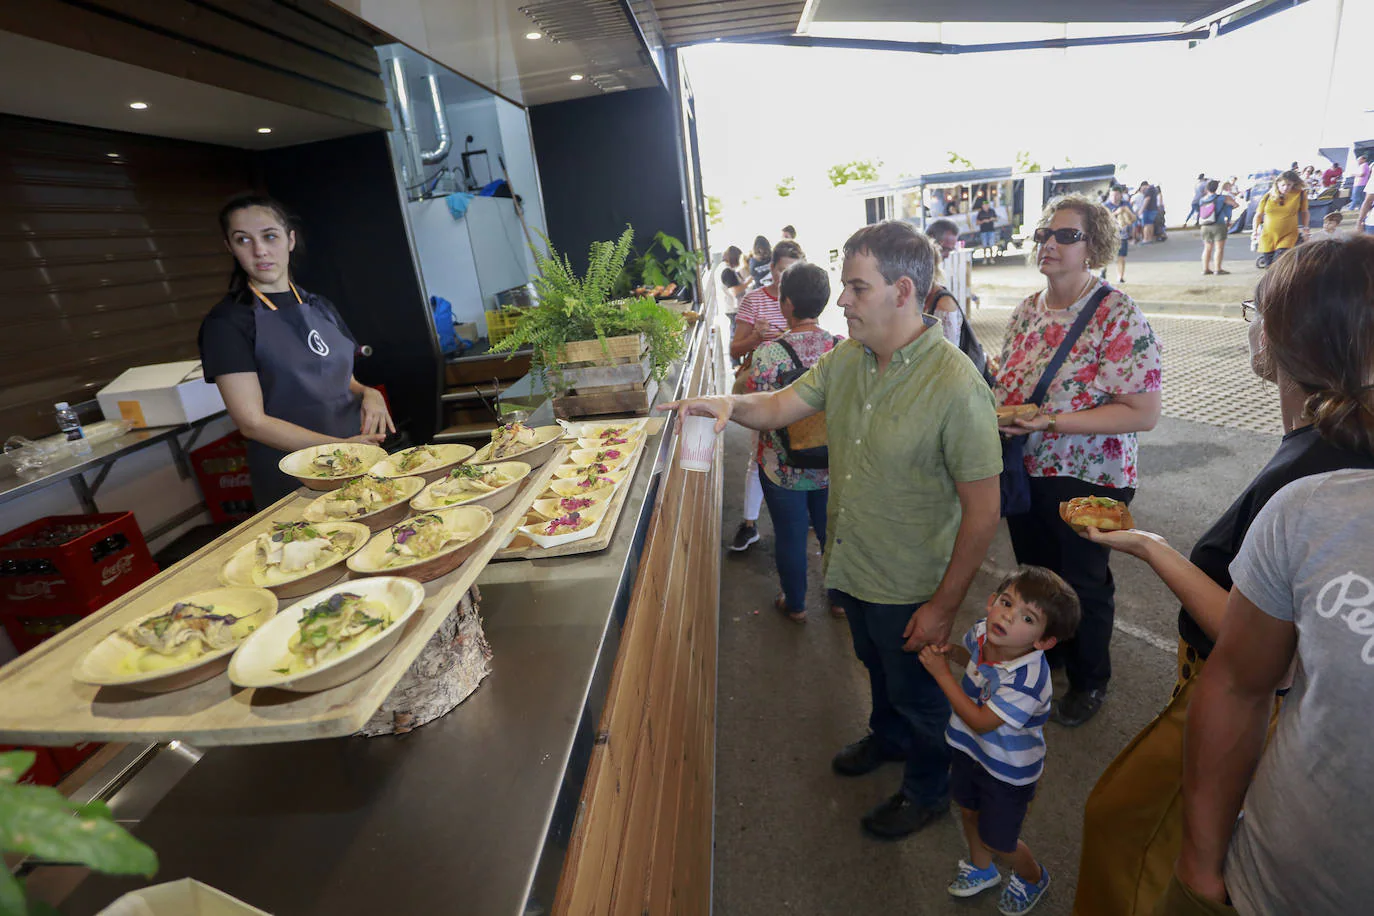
249, 282, 302, 311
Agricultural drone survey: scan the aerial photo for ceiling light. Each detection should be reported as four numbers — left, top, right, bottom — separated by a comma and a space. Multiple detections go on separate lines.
257, 127, 273, 134
106, 152, 119, 158
128, 101, 148, 110
569, 73, 584, 81
525, 31, 542, 40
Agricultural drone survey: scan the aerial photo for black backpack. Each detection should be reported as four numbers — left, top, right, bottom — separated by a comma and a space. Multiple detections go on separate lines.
925, 287, 995, 386
773, 338, 829, 469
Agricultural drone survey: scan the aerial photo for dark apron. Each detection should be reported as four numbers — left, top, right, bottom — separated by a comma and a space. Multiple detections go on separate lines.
248, 294, 361, 508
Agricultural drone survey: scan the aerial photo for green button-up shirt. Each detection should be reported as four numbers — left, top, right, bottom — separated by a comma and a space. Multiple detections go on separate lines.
791, 320, 1002, 605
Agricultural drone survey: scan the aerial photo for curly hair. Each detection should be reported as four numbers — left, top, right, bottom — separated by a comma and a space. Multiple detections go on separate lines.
1256, 235, 1374, 456
1035, 193, 1119, 270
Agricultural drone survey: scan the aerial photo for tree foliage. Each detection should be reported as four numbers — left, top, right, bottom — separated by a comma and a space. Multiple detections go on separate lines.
827, 159, 881, 188
775, 176, 796, 198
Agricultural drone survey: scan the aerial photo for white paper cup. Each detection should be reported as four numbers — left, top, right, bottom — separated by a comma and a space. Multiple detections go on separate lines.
679, 415, 718, 473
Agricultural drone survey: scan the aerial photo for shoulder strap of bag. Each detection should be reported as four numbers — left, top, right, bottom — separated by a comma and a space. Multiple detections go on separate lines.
923, 286, 957, 317
1028, 285, 1113, 407
775, 336, 803, 373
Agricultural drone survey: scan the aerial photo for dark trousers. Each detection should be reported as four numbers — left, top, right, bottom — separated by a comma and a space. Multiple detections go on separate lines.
758, 469, 828, 612
1006, 475, 1135, 692
831, 589, 951, 808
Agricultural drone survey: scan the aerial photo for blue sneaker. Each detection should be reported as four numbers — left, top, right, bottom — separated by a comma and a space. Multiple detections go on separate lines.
998, 865, 1050, 915
947, 859, 1001, 898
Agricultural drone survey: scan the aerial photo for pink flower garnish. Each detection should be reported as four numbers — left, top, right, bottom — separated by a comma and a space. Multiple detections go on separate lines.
560, 497, 593, 512
546, 511, 582, 534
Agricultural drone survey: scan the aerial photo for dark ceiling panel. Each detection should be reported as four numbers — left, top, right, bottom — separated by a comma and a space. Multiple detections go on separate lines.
811, 0, 1241, 24
654, 0, 806, 44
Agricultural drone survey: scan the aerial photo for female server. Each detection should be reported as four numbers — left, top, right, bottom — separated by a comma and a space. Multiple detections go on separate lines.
198, 193, 394, 507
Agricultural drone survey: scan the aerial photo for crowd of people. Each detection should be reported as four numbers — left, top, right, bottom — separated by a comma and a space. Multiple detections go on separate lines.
690, 196, 1374, 914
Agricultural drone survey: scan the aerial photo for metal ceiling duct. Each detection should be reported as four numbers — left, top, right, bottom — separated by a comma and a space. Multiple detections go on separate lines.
420, 72, 451, 165
387, 55, 423, 190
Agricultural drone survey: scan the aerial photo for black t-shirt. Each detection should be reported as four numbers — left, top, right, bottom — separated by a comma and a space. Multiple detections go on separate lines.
1180, 426, 1374, 657
1143, 187, 1159, 209
198, 289, 355, 382
977, 207, 997, 232
721, 267, 741, 288
748, 257, 770, 287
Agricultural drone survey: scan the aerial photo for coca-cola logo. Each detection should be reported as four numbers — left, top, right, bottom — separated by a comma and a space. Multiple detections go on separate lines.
100, 554, 135, 586
218, 472, 251, 488
4, 579, 63, 602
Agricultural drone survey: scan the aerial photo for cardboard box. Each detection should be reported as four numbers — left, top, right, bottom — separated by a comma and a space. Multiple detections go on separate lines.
97, 361, 225, 428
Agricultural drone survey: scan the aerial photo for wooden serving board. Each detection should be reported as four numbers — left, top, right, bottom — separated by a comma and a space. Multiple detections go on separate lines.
0, 448, 569, 748
495, 418, 661, 562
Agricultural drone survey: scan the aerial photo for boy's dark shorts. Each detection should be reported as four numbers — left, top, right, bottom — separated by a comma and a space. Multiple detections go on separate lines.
950, 750, 1037, 854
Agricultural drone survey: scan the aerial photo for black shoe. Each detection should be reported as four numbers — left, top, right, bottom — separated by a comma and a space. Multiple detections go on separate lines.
861, 792, 948, 840
728, 522, 760, 552
831, 735, 903, 777
1052, 688, 1107, 727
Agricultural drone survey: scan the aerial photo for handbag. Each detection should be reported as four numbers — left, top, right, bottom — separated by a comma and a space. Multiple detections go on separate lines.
773, 337, 828, 469
1000, 285, 1113, 517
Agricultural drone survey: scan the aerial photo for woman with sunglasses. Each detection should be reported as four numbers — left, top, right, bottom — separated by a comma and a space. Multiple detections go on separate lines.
995, 194, 1163, 728
1072, 235, 1374, 915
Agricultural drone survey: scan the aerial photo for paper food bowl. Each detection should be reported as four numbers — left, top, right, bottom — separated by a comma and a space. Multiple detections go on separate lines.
96, 878, 271, 916
228, 576, 425, 693
531, 491, 613, 521
468, 425, 564, 468
278, 442, 388, 491
567, 447, 633, 471
545, 470, 627, 500
552, 460, 626, 480
346, 505, 494, 583
517, 499, 611, 549
219, 521, 370, 599
301, 476, 426, 531
367, 443, 477, 483
566, 419, 648, 440
411, 461, 531, 514
575, 434, 642, 452
73, 588, 278, 693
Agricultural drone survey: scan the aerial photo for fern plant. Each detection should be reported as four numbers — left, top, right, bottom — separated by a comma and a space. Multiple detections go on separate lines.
493, 228, 686, 392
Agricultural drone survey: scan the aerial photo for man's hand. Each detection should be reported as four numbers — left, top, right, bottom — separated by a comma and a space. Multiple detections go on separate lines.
917, 645, 955, 682
1174, 856, 1228, 906
902, 601, 956, 652
656, 396, 734, 433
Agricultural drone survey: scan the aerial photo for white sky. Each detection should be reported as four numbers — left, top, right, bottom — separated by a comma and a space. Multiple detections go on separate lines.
682, 0, 1374, 251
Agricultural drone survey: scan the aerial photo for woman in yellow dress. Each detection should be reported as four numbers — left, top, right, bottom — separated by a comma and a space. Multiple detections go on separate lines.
1251, 169, 1308, 267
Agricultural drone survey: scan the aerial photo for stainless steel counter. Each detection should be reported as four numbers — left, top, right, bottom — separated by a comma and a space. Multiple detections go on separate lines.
58, 323, 709, 916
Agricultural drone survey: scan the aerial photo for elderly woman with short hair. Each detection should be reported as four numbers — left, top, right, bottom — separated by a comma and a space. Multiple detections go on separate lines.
995, 193, 1164, 727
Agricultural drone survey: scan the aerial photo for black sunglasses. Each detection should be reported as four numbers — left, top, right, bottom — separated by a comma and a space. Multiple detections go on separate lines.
1033, 227, 1088, 245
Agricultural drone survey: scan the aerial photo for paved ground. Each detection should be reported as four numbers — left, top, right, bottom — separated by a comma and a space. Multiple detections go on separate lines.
713, 286, 1282, 913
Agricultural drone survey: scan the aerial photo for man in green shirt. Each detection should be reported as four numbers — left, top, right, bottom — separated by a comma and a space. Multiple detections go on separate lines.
662, 221, 1002, 838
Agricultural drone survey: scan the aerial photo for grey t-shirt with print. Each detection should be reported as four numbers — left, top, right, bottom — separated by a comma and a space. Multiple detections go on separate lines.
1225, 468, 1374, 915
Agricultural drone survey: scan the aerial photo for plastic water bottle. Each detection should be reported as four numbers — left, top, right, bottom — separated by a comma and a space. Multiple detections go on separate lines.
55, 402, 92, 456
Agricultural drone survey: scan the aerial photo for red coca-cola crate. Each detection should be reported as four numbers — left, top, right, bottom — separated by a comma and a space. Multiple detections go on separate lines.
0, 512, 156, 616
191, 432, 254, 523
1, 593, 105, 654
0, 746, 62, 787
50, 740, 103, 775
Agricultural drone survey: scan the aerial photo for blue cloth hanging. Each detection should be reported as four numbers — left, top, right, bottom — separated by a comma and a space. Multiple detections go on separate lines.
446, 192, 474, 220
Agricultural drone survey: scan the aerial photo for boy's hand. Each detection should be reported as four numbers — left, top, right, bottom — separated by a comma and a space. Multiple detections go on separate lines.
918, 646, 955, 681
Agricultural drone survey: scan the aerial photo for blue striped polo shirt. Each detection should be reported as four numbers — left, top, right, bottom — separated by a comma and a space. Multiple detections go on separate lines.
945, 620, 1053, 786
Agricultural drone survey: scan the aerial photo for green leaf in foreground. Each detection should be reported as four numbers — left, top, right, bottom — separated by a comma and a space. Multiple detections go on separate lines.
0, 782, 157, 876
0, 751, 35, 785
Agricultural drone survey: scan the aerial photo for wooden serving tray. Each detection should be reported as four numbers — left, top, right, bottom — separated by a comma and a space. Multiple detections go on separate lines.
494, 421, 658, 562
0, 449, 569, 748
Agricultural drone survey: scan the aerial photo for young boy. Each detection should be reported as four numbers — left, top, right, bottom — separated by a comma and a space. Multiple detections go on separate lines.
918, 566, 1081, 915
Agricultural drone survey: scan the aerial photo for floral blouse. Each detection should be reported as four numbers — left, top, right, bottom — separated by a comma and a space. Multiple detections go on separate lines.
746, 328, 838, 490
994, 280, 1162, 489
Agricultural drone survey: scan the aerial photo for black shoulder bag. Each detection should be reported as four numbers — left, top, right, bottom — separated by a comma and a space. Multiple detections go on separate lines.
773, 338, 829, 469
1000, 285, 1113, 516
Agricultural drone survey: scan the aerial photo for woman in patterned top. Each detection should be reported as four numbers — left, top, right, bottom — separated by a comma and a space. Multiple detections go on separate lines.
745, 262, 837, 622
995, 193, 1163, 727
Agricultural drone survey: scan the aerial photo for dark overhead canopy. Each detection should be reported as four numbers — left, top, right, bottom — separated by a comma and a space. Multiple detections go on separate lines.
652, 0, 807, 46
811, 0, 1248, 24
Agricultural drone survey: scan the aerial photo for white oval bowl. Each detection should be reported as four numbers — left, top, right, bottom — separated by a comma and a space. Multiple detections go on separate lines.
411, 462, 531, 513
278, 443, 388, 491
346, 505, 494, 582
366, 443, 476, 483
467, 425, 564, 468
301, 476, 425, 530
73, 587, 279, 693
228, 576, 425, 693
219, 521, 370, 599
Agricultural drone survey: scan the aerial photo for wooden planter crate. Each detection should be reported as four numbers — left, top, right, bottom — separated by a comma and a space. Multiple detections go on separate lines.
550, 334, 654, 419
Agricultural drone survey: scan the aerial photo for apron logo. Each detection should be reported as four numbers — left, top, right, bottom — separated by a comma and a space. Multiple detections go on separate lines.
307, 329, 330, 357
